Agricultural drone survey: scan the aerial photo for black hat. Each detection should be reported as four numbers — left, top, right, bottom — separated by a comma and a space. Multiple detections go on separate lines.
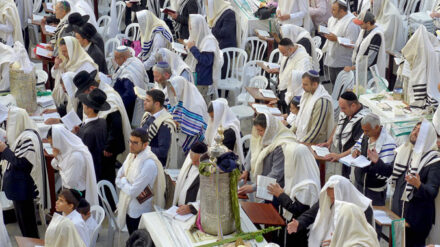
75, 23, 97, 41
340, 91, 358, 101
78, 88, 111, 111
190, 142, 208, 154
65, 13, 90, 33
73, 70, 98, 97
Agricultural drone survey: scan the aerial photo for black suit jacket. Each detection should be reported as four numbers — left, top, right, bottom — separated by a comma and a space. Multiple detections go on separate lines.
87, 43, 108, 74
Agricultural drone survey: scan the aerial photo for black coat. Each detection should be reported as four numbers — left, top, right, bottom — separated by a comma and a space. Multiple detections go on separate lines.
174, 0, 199, 39
211, 9, 237, 49
87, 43, 108, 75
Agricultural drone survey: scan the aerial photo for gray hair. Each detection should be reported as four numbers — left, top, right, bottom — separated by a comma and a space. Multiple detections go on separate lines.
152, 64, 172, 76
361, 113, 381, 128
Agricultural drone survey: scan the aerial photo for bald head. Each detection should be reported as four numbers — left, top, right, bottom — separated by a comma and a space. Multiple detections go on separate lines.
114, 49, 132, 67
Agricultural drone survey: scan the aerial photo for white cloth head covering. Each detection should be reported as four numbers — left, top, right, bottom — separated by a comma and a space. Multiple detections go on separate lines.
206, 99, 244, 163
112, 56, 148, 89
205, 0, 231, 28
434, 107, 440, 135
157, 48, 193, 82
60, 36, 98, 72
281, 24, 318, 71
67, 0, 98, 29
51, 124, 98, 206
308, 175, 372, 247
329, 201, 380, 247
0, 0, 24, 45
186, 14, 223, 90
45, 213, 87, 247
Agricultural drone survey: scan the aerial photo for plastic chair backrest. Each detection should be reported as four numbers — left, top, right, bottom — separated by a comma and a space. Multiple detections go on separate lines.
241, 37, 267, 61
104, 37, 120, 57
89, 205, 105, 247
221, 47, 248, 81
125, 23, 141, 41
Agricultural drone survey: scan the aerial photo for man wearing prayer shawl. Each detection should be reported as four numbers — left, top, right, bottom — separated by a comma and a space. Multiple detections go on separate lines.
65, 13, 104, 53
431, 0, 440, 30
291, 70, 334, 144
74, 23, 108, 74
45, 213, 87, 247
136, 10, 173, 74
113, 46, 148, 122
0, 106, 51, 238
157, 48, 194, 83
346, 11, 386, 83
68, 0, 98, 29
268, 38, 312, 114
267, 144, 320, 246
239, 113, 296, 197
276, 0, 313, 32
49, 1, 72, 52
169, 0, 199, 40
186, 14, 223, 103
116, 128, 166, 235
370, 0, 406, 53
322, 0, 360, 86
74, 70, 132, 187
172, 142, 207, 215
287, 175, 374, 246
0, 0, 24, 46
139, 89, 177, 168
206, 99, 244, 164
351, 113, 396, 206
47, 125, 99, 206
318, 91, 369, 178
390, 120, 440, 246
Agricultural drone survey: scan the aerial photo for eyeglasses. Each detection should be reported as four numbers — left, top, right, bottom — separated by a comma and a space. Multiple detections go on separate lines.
129, 140, 140, 145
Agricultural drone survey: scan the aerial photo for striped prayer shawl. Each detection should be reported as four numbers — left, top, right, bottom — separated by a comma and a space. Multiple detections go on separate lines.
172, 0, 191, 35
139, 27, 173, 60
333, 107, 369, 151
141, 112, 176, 144
391, 150, 440, 200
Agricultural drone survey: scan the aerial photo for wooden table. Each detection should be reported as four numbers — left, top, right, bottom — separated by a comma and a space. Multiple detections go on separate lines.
306, 145, 327, 187
245, 87, 278, 104
373, 206, 408, 247
240, 201, 286, 226
15, 236, 44, 247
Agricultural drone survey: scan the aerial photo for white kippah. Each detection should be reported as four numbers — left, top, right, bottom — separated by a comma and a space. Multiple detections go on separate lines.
335, 0, 348, 6
116, 46, 129, 52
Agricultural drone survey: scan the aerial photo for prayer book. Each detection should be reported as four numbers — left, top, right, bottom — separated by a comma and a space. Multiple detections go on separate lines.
37, 95, 54, 107
172, 42, 187, 55
33, 14, 44, 22
61, 110, 82, 131
42, 112, 60, 121
126, 0, 140, 2
161, 7, 176, 15
164, 206, 194, 222
43, 143, 53, 156
311, 145, 330, 157
255, 29, 270, 37
46, 3, 54, 11
45, 25, 57, 34
339, 154, 371, 168
318, 25, 330, 35
35, 46, 53, 58
374, 210, 392, 225
134, 86, 147, 100
259, 89, 277, 99
136, 184, 153, 204
337, 37, 355, 47
256, 175, 277, 201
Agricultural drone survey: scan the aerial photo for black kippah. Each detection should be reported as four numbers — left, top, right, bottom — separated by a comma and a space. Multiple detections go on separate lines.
190, 142, 208, 154
340, 91, 358, 101
77, 199, 90, 209
69, 189, 82, 202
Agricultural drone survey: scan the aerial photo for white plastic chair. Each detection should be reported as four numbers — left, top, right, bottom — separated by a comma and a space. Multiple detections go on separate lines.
97, 180, 121, 247
98, 0, 112, 16
237, 75, 268, 105
312, 36, 322, 48
268, 48, 280, 91
217, 47, 248, 105
240, 60, 266, 95
116, 1, 126, 32
124, 23, 141, 41
89, 205, 105, 247
105, 37, 120, 58
241, 37, 267, 62
97, 15, 111, 35
316, 48, 323, 62
115, 33, 128, 43
239, 134, 251, 167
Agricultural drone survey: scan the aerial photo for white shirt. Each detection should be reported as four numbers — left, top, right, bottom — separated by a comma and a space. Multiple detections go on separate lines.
85, 216, 98, 232
153, 108, 165, 119
115, 158, 158, 218
65, 210, 90, 247
143, 33, 168, 70
177, 165, 198, 206
83, 116, 99, 125
51, 151, 87, 191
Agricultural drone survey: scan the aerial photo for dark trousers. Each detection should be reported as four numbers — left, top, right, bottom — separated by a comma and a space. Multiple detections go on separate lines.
355, 183, 386, 206
126, 214, 141, 235
277, 89, 288, 114
406, 227, 430, 247
324, 66, 344, 85
342, 165, 351, 179
13, 200, 39, 238
102, 154, 117, 210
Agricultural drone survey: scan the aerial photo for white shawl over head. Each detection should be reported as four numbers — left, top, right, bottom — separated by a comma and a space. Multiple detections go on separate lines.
434, 107, 440, 135
0, 43, 14, 90
309, 175, 372, 247
45, 213, 87, 247
329, 201, 380, 247
0, 0, 24, 45
67, 0, 98, 29
206, 99, 244, 163
112, 56, 148, 89
51, 124, 98, 206
205, 0, 231, 28
281, 24, 318, 71
295, 84, 334, 142
116, 147, 166, 228
158, 48, 193, 82
186, 14, 223, 89
172, 154, 199, 206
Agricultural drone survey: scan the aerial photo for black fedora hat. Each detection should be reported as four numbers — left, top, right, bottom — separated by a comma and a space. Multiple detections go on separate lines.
78, 88, 111, 111
73, 70, 98, 97
65, 13, 90, 33
75, 23, 97, 41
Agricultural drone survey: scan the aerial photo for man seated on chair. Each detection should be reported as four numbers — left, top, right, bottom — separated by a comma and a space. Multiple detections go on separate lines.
74, 23, 108, 74
116, 128, 166, 235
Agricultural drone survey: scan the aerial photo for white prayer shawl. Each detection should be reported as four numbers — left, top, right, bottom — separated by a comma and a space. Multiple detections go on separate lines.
329, 201, 380, 247
283, 144, 320, 219
172, 154, 200, 206
98, 82, 132, 163
206, 0, 241, 47
322, 13, 355, 59
51, 124, 98, 206
186, 14, 223, 90
433, 106, 440, 135
68, 0, 98, 29
62, 71, 80, 113
333, 107, 370, 150
0, 0, 24, 45
0, 43, 14, 90
295, 84, 334, 142
372, 0, 406, 52
399, 26, 440, 108
0, 200, 11, 247
277, 0, 313, 32
112, 57, 148, 89
116, 147, 166, 228
205, 99, 244, 164
45, 213, 86, 247
281, 24, 319, 71
308, 175, 372, 247
65, 210, 90, 247
352, 26, 386, 79
158, 48, 194, 83
250, 113, 296, 181
15, 0, 33, 30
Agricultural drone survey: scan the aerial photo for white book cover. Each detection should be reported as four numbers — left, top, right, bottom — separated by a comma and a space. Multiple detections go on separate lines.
134, 86, 147, 100
256, 29, 270, 37
42, 112, 60, 121
311, 145, 330, 157
45, 25, 57, 34
318, 25, 330, 34
256, 175, 277, 201
61, 110, 82, 131
264, 62, 280, 70
36, 46, 53, 58
339, 154, 371, 168
259, 89, 276, 99
172, 42, 187, 55
337, 37, 355, 47
164, 206, 193, 222
373, 210, 392, 224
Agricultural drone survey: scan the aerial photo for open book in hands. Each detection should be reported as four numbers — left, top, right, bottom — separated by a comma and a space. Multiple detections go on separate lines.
256, 175, 277, 201
339, 154, 371, 168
